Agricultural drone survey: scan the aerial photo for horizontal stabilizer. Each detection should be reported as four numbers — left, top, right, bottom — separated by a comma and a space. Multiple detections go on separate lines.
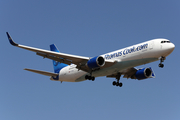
24, 68, 58, 76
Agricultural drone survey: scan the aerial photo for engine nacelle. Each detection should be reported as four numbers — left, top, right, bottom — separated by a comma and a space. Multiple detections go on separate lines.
87, 56, 105, 69
135, 67, 155, 80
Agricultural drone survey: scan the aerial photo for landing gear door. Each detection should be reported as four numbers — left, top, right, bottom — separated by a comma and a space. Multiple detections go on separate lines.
149, 41, 154, 50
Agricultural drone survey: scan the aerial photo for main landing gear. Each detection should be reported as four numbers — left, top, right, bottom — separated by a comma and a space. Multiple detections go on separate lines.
85, 75, 95, 81
112, 73, 123, 87
159, 56, 165, 68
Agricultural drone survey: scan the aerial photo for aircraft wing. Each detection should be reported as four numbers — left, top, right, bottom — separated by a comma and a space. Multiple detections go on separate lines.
6, 32, 89, 63
7, 32, 115, 72
107, 67, 155, 80
106, 67, 138, 79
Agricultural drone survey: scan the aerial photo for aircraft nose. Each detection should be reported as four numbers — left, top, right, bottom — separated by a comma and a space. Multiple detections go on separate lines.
164, 42, 175, 56
161, 42, 175, 57
169, 43, 175, 52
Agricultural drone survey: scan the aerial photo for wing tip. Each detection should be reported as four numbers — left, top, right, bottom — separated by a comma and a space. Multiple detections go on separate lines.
6, 32, 18, 46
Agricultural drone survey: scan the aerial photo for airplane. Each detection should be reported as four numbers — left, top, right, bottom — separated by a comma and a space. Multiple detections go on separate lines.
6, 32, 175, 87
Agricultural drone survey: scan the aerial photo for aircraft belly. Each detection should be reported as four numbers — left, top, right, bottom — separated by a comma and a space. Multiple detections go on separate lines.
59, 68, 86, 82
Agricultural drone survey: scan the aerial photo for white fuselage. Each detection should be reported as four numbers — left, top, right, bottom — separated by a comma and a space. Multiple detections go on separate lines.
56, 39, 175, 82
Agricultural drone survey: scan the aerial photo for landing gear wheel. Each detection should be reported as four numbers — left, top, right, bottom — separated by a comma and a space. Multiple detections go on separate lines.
92, 77, 95, 81
112, 72, 123, 87
119, 82, 123, 87
112, 81, 116, 86
159, 63, 164, 68
112, 81, 123, 87
159, 56, 165, 68
85, 75, 95, 81
85, 75, 89, 80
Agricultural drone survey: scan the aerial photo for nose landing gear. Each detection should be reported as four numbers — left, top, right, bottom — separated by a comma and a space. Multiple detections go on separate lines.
112, 72, 123, 87
159, 56, 165, 68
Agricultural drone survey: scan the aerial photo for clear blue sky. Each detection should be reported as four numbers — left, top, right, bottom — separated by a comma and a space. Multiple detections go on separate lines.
1, 0, 180, 120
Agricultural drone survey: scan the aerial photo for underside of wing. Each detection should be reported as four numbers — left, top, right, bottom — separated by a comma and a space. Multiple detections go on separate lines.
107, 67, 155, 80
120, 67, 137, 79
106, 67, 137, 79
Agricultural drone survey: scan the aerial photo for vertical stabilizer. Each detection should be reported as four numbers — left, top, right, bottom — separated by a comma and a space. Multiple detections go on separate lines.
50, 44, 68, 73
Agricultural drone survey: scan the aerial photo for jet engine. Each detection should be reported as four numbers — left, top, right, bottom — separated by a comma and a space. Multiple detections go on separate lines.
87, 56, 105, 69
135, 67, 155, 80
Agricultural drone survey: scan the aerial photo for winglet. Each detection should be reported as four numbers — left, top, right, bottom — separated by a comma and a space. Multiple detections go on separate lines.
6, 32, 18, 46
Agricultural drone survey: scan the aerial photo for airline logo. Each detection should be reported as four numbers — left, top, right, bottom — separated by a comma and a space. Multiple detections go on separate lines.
105, 43, 148, 60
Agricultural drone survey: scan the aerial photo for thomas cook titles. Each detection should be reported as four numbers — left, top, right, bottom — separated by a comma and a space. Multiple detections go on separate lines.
105, 43, 148, 60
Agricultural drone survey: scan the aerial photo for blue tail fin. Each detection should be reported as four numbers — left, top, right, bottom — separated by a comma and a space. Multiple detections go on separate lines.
50, 44, 68, 73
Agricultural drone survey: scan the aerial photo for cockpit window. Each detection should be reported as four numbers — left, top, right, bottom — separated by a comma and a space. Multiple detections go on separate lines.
161, 41, 171, 43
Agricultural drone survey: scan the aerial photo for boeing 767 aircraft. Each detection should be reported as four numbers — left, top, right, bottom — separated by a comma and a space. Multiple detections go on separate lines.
6, 32, 175, 87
